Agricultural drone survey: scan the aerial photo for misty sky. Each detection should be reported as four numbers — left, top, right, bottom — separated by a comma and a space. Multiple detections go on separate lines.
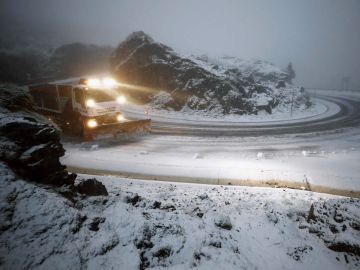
1, 0, 359, 89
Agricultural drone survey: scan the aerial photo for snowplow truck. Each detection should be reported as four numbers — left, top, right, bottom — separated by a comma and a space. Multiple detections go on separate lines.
29, 77, 151, 140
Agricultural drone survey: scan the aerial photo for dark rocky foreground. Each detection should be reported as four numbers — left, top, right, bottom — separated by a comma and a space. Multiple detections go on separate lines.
0, 85, 107, 196
111, 31, 311, 115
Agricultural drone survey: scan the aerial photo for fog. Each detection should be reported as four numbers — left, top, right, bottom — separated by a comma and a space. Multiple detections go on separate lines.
1, 0, 359, 89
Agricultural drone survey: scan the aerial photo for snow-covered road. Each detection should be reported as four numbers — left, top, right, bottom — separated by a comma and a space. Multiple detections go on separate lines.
61, 90, 360, 196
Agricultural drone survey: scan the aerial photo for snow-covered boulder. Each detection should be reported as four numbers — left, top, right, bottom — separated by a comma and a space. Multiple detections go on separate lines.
214, 214, 233, 230
0, 85, 76, 186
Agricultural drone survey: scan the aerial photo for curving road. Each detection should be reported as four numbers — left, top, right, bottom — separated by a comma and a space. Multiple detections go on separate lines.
124, 94, 360, 137
63, 91, 360, 197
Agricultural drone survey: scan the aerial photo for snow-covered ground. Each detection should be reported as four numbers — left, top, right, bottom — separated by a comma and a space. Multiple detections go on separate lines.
62, 91, 360, 196
2, 89, 360, 270
1, 163, 359, 270
62, 130, 360, 195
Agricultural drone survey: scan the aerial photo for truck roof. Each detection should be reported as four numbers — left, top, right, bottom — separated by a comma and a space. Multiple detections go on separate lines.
28, 74, 114, 88
49, 77, 82, 85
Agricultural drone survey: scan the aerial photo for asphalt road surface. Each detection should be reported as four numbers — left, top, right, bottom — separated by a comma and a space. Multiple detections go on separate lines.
136, 95, 360, 136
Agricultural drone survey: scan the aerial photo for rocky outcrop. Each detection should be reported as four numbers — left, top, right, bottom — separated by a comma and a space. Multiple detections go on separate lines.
111, 31, 311, 115
0, 85, 76, 186
76, 178, 108, 196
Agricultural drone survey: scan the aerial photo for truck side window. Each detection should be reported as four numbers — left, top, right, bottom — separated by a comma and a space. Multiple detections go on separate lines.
74, 88, 84, 107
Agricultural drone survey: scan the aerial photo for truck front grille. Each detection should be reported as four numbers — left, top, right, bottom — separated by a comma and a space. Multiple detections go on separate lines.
96, 114, 118, 125
96, 107, 116, 114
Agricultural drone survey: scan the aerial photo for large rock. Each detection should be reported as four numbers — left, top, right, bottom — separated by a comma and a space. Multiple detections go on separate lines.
0, 85, 76, 186
76, 178, 108, 196
111, 31, 311, 115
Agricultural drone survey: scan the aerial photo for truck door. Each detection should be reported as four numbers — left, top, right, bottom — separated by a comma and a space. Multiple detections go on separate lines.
73, 87, 86, 114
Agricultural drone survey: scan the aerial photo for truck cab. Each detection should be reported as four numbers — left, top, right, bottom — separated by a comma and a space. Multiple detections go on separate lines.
71, 78, 126, 128
29, 77, 150, 140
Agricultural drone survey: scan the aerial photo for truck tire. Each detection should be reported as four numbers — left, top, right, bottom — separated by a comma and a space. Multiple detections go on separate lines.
83, 128, 94, 141
70, 111, 84, 136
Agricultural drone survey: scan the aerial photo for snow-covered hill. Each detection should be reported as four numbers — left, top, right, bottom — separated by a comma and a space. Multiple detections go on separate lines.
1, 171, 359, 270
111, 31, 311, 116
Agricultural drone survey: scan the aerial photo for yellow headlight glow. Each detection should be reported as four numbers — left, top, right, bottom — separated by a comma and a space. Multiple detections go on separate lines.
87, 78, 100, 88
86, 99, 96, 107
103, 77, 117, 88
117, 96, 126, 104
87, 119, 98, 128
117, 114, 125, 122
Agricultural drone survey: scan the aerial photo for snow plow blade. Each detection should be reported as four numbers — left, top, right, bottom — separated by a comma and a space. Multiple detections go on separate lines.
118, 119, 151, 134
83, 119, 151, 141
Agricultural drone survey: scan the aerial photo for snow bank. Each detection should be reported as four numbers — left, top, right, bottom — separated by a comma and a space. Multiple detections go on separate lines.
1, 168, 359, 269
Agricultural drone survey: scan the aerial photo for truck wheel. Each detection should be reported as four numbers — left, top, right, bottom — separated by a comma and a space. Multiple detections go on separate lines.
69, 119, 83, 136
83, 129, 93, 141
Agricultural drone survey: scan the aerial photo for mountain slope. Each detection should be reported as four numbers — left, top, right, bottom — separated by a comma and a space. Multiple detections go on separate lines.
111, 31, 311, 115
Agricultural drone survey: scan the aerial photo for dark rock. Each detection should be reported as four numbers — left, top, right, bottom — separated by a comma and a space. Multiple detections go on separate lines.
0, 86, 35, 111
76, 178, 108, 196
197, 193, 209, 200
334, 210, 344, 223
153, 247, 172, 259
126, 193, 142, 205
33, 127, 60, 143
329, 224, 339, 234
134, 224, 155, 250
287, 245, 313, 262
307, 204, 316, 222
110, 31, 310, 116
328, 242, 360, 256
215, 215, 232, 230
56, 184, 78, 201
197, 212, 204, 218
71, 213, 87, 234
276, 80, 286, 88
0, 85, 77, 188
350, 222, 360, 231
267, 211, 279, 224
209, 240, 222, 248
152, 201, 161, 209
160, 204, 176, 211
97, 235, 120, 256
88, 217, 106, 231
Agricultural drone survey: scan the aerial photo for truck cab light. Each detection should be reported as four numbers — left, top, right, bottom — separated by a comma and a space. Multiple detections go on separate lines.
86, 99, 96, 107
117, 96, 126, 104
103, 77, 117, 88
87, 78, 101, 88
87, 119, 98, 128
117, 114, 125, 122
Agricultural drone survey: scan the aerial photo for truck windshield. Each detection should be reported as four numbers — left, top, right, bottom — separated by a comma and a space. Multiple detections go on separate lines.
85, 89, 115, 102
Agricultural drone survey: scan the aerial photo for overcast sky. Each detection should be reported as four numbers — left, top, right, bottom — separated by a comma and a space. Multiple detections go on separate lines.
1, 0, 359, 89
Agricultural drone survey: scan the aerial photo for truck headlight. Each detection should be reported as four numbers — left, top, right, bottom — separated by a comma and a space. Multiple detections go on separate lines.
86, 99, 96, 107
117, 114, 125, 122
87, 78, 100, 88
87, 119, 98, 128
117, 96, 126, 104
103, 77, 117, 88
